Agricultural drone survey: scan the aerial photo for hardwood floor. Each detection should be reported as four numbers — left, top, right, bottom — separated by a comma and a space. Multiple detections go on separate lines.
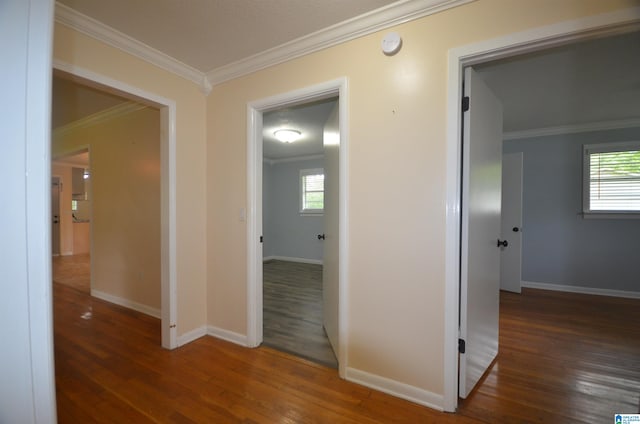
54, 282, 477, 423
263, 260, 338, 368
54, 281, 640, 423
52, 253, 90, 293
457, 288, 640, 423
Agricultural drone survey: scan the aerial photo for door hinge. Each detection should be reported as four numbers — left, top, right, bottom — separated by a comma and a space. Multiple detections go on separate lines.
458, 338, 466, 354
462, 96, 470, 112
260, 235, 263, 243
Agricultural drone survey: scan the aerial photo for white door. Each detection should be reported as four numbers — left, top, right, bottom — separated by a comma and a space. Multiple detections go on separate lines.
322, 102, 339, 359
500, 152, 523, 293
52, 177, 61, 256
459, 67, 503, 399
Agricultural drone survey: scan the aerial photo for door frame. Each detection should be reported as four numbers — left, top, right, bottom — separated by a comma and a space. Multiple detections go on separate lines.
443, 8, 640, 412
51, 175, 62, 256
53, 59, 179, 350
246, 78, 349, 377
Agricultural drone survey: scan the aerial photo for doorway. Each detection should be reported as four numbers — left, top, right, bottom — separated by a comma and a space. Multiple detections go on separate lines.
445, 13, 640, 412
261, 98, 338, 367
247, 78, 349, 376
52, 176, 61, 256
52, 61, 178, 349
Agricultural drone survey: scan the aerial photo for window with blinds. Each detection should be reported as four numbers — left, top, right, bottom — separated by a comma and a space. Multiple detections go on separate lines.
583, 142, 640, 215
300, 168, 324, 214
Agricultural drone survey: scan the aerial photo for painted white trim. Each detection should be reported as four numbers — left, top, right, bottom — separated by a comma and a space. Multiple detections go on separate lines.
247, 78, 350, 378
521, 281, 640, 300
91, 289, 161, 318
207, 0, 474, 85
345, 368, 444, 411
54, 3, 210, 94
207, 326, 249, 347
53, 59, 179, 349
24, 1, 58, 421
264, 153, 325, 165
444, 6, 640, 413
263, 256, 323, 265
504, 118, 640, 141
53, 102, 147, 138
177, 325, 207, 347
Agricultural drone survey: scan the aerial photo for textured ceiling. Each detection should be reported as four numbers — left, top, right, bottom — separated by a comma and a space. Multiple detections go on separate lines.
57, 0, 397, 72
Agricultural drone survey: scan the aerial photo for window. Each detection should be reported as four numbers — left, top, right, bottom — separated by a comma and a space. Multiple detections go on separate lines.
583, 141, 640, 216
300, 168, 324, 214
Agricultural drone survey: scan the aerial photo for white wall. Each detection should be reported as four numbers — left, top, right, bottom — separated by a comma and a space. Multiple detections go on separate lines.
263, 158, 325, 263
0, 0, 57, 422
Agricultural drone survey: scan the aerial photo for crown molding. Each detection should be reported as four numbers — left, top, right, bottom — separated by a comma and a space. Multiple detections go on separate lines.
503, 117, 640, 141
53, 101, 148, 139
54, 2, 211, 95
207, 0, 474, 85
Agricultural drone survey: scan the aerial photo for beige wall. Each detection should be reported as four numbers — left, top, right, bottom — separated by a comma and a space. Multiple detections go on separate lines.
54, 22, 208, 336
206, 0, 636, 400
53, 107, 161, 309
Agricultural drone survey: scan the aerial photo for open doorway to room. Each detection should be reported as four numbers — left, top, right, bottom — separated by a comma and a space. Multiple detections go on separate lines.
247, 78, 348, 375
51, 148, 92, 294
450, 23, 640, 421
261, 98, 338, 368
50, 66, 177, 349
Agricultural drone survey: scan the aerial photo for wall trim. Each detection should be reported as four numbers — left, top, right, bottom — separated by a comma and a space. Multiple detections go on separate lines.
521, 281, 640, 300
444, 6, 640, 413
207, 325, 249, 347
207, 0, 474, 85
91, 289, 161, 318
504, 117, 640, 141
177, 325, 207, 347
52, 101, 147, 139
345, 367, 444, 411
54, 2, 210, 94
263, 256, 323, 265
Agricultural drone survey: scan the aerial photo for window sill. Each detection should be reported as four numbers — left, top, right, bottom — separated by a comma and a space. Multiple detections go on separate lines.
300, 211, 323, 217
581, 212, 640, 219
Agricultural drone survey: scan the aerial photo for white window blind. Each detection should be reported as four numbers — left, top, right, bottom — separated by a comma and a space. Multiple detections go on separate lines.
584, 142, 640, 214
300, 168, 324, 213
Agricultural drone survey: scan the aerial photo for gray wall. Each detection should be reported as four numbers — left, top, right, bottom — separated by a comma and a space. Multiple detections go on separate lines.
503, 127, 640, 292
263, 157, 324, 262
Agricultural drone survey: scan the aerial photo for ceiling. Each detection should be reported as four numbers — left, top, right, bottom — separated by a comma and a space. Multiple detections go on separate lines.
57, 0, 397, 73
476, 30, 640, 135
52, 3, 640, 159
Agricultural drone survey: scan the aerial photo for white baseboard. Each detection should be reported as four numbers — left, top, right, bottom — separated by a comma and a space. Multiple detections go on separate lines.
177, 325, 207, 347
90, 289, 161, 318
345, 367, 444, 412
263, 255, 323, 265
207, 325, 248, 347
521, 281, 640, 299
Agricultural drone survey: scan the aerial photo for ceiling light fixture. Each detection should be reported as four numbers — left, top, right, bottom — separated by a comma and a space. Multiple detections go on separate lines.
274, 129, 301, 143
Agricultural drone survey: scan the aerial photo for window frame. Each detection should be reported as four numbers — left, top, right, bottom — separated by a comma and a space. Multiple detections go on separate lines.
300, 168, 324, 215
582, 141, 640, 219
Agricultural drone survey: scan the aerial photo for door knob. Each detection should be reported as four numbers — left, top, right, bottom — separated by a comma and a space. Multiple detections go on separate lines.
497, 239, 508, 248
317, 234, 325, 240
512, 227, 520, 232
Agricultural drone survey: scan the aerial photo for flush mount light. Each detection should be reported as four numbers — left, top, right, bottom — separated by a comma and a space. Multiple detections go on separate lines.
274, 129, 301, 143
